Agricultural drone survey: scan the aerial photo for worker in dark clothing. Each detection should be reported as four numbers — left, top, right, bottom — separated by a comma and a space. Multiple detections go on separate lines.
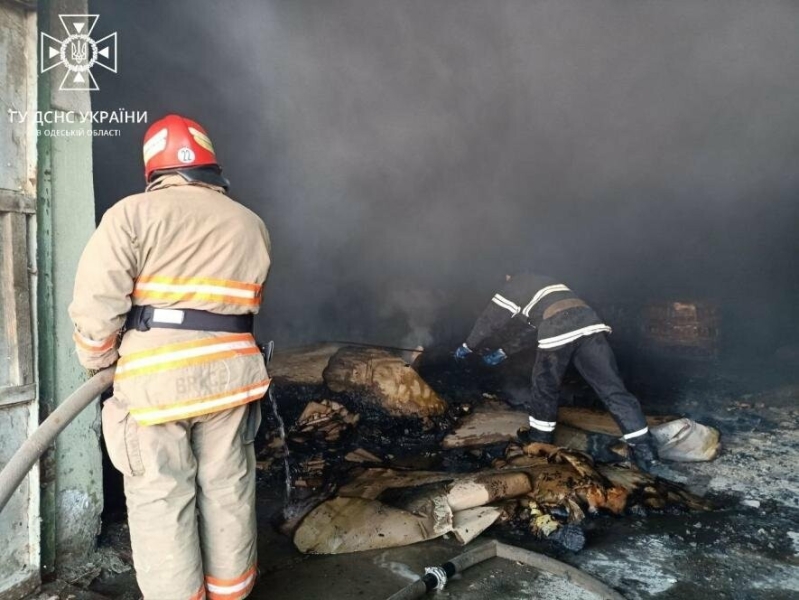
454, 273, 658, 471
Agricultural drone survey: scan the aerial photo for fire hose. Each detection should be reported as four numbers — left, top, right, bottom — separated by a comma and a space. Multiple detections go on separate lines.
0, 367, 115, 513
385, 540, 625, 600
329, 340, 427, 354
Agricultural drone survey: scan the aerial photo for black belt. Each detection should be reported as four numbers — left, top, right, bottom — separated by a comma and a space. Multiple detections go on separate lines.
125, 305, 253, 333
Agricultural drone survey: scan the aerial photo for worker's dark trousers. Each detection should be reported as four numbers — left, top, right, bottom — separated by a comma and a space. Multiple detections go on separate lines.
528, 333, 648, 437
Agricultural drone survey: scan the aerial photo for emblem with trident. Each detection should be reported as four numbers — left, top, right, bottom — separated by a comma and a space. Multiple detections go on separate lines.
40, 15, 117, 91
70, 38, 89, 64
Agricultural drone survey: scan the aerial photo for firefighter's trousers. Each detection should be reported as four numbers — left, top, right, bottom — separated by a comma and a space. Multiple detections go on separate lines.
102, 398, 261, 600
527, 333, 648, 436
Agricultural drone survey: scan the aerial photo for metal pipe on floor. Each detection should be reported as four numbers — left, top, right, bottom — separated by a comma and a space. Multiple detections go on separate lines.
0, 367, 115, 513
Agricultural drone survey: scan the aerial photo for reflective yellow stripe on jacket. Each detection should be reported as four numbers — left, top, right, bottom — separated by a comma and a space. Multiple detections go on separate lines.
115, 333, 261, 380
133, 275, 262, 307
73, 330, 118, 353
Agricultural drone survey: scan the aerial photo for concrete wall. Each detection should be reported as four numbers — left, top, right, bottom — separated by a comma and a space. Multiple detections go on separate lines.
37, 0, 102, 573
0, 3, 41, 598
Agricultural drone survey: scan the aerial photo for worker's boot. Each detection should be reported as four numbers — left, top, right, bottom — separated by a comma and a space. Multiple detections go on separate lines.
627, 432, 659, 472
517, 427, 554, 445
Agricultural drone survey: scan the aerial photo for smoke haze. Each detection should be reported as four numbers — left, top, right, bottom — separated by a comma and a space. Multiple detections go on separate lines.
91, 0, 799, 353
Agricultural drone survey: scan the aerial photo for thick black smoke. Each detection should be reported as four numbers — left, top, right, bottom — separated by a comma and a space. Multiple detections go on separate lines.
91, 0, 799, 353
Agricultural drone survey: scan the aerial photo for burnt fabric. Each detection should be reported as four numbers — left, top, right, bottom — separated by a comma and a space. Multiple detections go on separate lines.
102, 399, 260, 600
528, 333, 648, 438
465, 273, 610, 352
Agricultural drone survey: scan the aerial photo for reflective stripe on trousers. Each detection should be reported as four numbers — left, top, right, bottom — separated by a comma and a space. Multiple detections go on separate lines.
528, 333, 648, 437
206, 565, 258, 600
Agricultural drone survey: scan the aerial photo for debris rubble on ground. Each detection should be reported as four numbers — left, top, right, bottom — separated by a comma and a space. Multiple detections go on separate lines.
443, 404, 721, 462
261, 344, 720, 555
294, 444, 709, 554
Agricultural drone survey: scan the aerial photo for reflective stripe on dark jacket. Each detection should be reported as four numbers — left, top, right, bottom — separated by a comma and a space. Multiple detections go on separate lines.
465, 273, 611, 351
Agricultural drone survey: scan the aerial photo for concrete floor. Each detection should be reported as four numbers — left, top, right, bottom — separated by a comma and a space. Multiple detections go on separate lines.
33, 352, 799, 600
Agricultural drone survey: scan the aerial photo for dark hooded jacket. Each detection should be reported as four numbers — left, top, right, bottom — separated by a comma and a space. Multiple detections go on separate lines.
465, 273, 611, 353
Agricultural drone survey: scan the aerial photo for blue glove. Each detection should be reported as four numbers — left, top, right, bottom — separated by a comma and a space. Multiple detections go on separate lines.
454, 343, 473, 360
482, 348, 507, 366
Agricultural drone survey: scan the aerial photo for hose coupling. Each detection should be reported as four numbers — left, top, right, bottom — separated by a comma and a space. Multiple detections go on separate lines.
424, 566, 448, 591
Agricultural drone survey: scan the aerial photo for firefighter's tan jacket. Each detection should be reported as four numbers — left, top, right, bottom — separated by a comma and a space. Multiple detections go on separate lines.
69, 175, 271, 426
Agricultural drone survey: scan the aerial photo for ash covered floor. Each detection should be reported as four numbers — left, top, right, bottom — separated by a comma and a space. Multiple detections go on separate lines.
37, 350, 799, 600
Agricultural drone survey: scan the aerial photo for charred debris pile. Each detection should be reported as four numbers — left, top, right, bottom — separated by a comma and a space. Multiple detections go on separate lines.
259, 343, 719, 554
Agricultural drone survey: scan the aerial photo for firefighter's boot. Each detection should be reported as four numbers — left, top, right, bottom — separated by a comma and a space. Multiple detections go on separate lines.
628, 432, 659, 472
517, 426, 555, 445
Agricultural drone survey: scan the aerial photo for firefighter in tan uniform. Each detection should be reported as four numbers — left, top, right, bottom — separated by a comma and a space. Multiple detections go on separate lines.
69, 114, 271, 600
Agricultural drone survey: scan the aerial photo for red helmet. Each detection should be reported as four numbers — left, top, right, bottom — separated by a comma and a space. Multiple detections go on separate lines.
142, 114, 219, 182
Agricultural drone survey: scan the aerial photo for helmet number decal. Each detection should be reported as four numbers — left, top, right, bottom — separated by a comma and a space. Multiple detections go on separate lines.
177, 147, 196, 164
